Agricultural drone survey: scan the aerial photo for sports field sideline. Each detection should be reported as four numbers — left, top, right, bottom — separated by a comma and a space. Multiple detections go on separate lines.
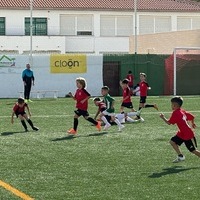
0, 96, 200, 200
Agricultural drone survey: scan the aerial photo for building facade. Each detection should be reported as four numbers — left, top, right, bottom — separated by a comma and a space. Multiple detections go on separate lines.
0, 0, 200, 54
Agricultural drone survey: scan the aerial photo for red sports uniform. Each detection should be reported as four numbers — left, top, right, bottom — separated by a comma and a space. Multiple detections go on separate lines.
97, 101, 106, 112
126, 74, 134, 88
122, 87, 132, 103
74, 88, 90, 111
168, 108, 195, 140
139, 81, 149, 96
13, 103, 27, 113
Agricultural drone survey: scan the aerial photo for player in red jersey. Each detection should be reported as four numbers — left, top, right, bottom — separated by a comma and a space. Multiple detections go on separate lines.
67, 77, 101, 135
119, 79, 137, 113
160, 96, 200, 163
134, 73, 158, 112
11, 97, 39, 132
126, 70, 134, 89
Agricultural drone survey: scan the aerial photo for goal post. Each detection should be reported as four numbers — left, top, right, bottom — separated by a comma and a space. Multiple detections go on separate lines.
173, 47, 200, 96
165, 47, 200, 96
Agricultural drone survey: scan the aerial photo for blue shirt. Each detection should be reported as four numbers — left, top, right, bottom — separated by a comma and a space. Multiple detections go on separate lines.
22, 69, 34, 83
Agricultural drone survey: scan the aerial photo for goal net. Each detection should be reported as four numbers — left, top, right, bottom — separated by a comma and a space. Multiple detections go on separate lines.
164, 47, 200, 95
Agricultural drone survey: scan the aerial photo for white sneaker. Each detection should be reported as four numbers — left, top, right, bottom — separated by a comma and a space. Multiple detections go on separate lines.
140, 117, 145, 122
103, 123, 111, 130
173, 155, 185, 163
118, 125, 125, 132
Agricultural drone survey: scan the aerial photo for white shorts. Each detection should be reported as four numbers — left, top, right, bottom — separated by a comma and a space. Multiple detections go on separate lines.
102, 110, 115, 116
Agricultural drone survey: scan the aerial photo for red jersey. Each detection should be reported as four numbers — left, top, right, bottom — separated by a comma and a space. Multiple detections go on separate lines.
139, 81, 149, 97
13, 103, 28, 113
168, 108, 195, 140
74, 88, 90, 111
122, 87, 132, 103
126, 74, 134, 87
98, 101, 106, 112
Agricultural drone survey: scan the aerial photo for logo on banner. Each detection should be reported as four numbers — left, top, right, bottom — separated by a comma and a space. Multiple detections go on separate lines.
0, 55, 15, 67
50, 54, 87, 73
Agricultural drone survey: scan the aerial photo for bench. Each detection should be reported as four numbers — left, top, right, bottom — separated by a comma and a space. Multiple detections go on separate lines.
19, 90, 59, 99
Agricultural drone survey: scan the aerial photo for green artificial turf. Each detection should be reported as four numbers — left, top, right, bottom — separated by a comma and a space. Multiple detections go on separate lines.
0, 96, 200, 200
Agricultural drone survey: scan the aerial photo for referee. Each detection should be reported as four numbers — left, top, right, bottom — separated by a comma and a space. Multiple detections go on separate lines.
22, 63, 35, 102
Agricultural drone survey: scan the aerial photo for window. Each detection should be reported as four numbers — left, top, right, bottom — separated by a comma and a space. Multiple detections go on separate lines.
139, 15, 154, 34
155, 16, 171, 33
25, 18, 47, 35
60, 15, 93, 36
100, 15, 133, 36
177, 17, 191, 31
139, 15, 171, 34
192, 17, 200, 29
0, 17, 5, 35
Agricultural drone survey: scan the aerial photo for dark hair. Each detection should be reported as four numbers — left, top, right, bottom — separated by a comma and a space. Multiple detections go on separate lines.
93, 97, 101, 101
171, 96, 183, 107
140, 72, 146, 78
128, 70, 132, 74
101, 86, 109, 91
122, 79, 129, 84
18, 97, 25, 104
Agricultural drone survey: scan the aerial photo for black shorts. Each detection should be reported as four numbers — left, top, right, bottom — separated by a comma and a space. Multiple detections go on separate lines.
15, 111, 26, 118
171, 135, 197, 152
121, 102, 133, 109
74, 109, 89, 117
140, 96, 146, 104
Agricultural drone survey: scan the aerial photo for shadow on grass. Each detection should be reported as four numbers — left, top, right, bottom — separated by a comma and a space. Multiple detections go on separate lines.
1, 131, 25, 136
148, 166, 200, 178
51, 131, 108, 141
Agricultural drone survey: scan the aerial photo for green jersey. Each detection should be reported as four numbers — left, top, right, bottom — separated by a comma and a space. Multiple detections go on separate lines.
104, 94, 115, 113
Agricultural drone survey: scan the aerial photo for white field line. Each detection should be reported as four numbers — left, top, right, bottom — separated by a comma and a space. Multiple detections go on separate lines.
1, 110, 200, 118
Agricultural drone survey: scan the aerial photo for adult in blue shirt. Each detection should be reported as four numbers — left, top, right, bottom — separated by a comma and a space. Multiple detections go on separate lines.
22, 63, 35, 102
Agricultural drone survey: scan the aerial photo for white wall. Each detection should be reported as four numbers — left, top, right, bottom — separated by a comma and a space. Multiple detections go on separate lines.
1, 9, 200, 54
0, 54, 103, 98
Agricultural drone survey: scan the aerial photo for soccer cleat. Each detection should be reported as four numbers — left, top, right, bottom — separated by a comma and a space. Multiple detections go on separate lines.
173, 155, 185, 163
96, 121, 101, 131
118, 125, 125, 132
67, 128, 77, 135
154, 104, 159, 111
32, 126, 39, 131
103, 123, 111, 130
140, 117, 145, 123
27, 99, 33, 102
24, 99, 28, 103
25, 129, 29, 132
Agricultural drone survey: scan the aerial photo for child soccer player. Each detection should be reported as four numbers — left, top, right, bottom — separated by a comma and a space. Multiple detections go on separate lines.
99, 86, 124, 131
160, 96, 200, 163
11, 97, 39, 132
134, 72, 158, 111
67, 77, 101, 135
119, 79, 136, 113
93, 97, 139, 124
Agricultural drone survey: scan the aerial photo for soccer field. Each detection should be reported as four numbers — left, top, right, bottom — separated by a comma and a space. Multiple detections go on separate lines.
0, 96, 200, 200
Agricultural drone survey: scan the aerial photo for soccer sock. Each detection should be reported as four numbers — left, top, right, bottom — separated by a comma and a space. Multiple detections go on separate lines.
21, 120, 27, 130
101, 116, 110, 125
145, 104, 154, 108
126, 116, 135, 122
87, 117, 98, 125
114, 118, 122, 127
27, 119, 34, 128
73, 118, 78, 131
